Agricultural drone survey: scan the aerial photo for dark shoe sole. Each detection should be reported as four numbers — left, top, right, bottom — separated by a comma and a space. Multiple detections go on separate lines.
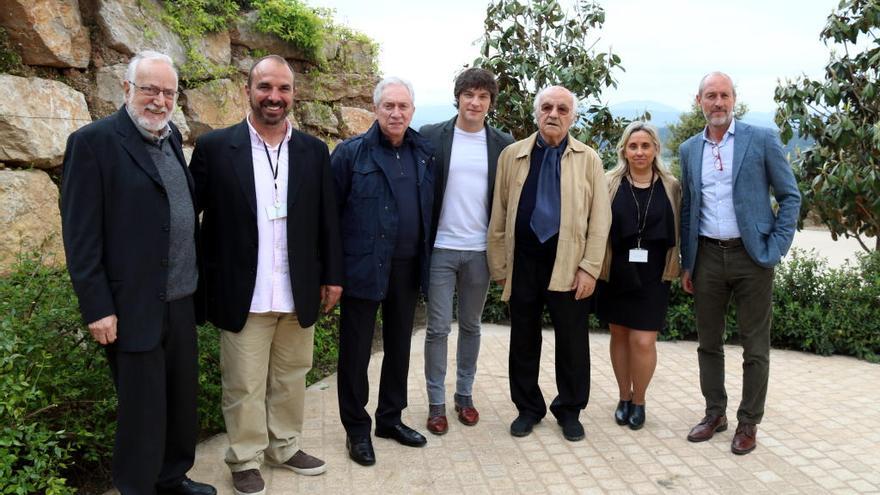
732, 443, 756, 455
562, 431, 585, 441
687, 423, 728, 443
348, 452, 376, 466
628, 421, 645, 431
427, 427, 448, 436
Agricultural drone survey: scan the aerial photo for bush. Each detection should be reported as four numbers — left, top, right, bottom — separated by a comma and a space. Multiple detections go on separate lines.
480, 249, 880, 363
0, 255, 342, 494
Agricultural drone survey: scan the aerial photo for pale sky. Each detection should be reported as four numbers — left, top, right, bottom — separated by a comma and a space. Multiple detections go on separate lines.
315, 0, 838, 112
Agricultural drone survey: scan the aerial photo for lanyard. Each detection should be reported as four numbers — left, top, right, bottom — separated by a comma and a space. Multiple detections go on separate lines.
627, 170, 656, 249
262, 140, 283, 206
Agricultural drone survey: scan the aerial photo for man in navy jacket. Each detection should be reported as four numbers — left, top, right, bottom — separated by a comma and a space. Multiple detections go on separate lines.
331, 76, 434, 466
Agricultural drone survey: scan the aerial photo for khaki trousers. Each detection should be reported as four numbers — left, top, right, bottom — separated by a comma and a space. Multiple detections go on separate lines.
220, 312, 314, 471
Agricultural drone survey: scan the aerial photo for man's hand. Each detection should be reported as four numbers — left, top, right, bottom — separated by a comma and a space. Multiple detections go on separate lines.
321, 285, 342, 313
681, 270, 694, 295
571, 269, 596, 300
88, 314, 118, 345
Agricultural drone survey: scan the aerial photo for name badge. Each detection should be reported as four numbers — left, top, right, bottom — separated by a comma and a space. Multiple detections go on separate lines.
266, 203, 287, 220
629, 248, 648, 263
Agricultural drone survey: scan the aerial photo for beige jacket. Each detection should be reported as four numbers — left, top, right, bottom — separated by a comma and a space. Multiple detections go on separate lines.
598, 171, 682, 282
487, 132, 612, 302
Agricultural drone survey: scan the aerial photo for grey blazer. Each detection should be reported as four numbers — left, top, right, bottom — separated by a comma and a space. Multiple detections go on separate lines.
420, 116, 514, 246
679, 120, 801, 271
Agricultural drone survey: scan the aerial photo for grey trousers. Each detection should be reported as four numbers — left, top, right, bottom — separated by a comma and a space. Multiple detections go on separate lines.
693, 240, 774, 424
424, 248, 491, 406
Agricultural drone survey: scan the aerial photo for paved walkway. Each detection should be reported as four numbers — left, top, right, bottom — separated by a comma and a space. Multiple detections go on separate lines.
180, 324, 880, 494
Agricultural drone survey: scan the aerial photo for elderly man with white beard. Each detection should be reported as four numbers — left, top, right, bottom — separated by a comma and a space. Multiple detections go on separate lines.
61, 51, 214, 495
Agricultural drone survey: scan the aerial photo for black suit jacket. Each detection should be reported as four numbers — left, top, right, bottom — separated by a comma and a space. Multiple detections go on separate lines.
61, 107, 196, 352
190, 120, 343, 331
419, 116, 514, 246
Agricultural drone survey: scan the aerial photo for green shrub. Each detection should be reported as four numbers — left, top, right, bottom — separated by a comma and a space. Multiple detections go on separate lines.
480, 249, 880, 363
0, 254, 343, 493
254, 0, 325, 60
0, 256, 114, 494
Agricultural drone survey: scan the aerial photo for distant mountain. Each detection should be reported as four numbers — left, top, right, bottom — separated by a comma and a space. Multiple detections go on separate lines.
609, 100, 683, 127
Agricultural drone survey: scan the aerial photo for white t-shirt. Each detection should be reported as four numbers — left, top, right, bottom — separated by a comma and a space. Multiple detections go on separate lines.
434, 126, 489, 251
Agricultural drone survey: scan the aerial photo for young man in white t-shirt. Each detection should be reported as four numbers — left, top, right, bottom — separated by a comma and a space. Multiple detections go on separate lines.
419, 68, 514, 435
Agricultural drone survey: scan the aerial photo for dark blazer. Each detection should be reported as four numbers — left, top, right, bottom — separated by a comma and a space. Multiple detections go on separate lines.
190, 120, 343, 331
331, 122, 435, 300
679, 120, 801, 271
61, 107, 195, 352
419, 116, 514, 246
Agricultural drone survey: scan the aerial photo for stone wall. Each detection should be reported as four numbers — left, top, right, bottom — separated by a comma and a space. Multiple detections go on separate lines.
0, 0, 379, 274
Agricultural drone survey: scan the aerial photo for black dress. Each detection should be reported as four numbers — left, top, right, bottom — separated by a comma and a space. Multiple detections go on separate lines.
597, 177, 676, 331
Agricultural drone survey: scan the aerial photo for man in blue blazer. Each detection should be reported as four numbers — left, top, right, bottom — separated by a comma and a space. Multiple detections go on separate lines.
679, 72, 800, 455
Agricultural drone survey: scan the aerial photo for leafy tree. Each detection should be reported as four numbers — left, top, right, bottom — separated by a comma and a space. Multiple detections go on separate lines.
775, 0, 879, 251
666, 101, 748, 177
473, 0, 639, 166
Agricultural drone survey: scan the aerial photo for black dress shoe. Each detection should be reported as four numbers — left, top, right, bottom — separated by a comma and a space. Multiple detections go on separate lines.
375, 423, 427, 447
346, 435, 376, 466
628, 404, 646, 430
510, 415, 539, 437
157, 478, 217, 495
557, 419, 585, 442
614, 400, 631, 426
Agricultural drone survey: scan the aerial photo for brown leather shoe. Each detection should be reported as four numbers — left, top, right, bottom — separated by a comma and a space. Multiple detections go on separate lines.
455, 405, 480, 426
686, 414, 728, 442
731, 423, 757, 455
426, 415, 448, 435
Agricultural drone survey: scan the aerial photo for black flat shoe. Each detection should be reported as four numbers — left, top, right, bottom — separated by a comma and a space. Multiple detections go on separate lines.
346, 435, 376, 466
375, 423, 427, 447
614, 400, 631, 426
628, 404, 646, 430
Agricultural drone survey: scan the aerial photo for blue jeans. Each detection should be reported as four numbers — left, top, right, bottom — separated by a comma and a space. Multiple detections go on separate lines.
424, 248, 491, 406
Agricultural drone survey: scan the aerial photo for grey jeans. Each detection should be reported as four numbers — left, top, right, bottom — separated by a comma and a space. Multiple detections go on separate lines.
424, 248, 491, 405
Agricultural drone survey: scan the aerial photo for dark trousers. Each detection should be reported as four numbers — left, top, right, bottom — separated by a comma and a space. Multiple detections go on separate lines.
105, 296, 198, 495
693, 240, 774, 424
508, 251, 592, 423
337, 258, 420, 437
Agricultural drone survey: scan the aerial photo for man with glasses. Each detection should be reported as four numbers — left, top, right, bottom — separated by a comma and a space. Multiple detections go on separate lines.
61, 51, 215, 495
679, 71, 800, 455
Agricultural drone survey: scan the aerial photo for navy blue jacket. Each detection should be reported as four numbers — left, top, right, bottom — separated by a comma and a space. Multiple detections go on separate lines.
331, 121, 435, 301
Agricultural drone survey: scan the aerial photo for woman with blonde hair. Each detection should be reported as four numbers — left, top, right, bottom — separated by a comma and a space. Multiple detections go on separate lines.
597, 121, 680, 430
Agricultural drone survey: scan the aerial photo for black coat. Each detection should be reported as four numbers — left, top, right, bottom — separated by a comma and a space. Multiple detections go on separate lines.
61, 107, 196, 352
190, 120, 343, 331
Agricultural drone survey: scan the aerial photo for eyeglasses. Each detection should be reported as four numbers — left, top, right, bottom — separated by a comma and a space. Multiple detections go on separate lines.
711, 143, 723, 171
127, 81, 178, 99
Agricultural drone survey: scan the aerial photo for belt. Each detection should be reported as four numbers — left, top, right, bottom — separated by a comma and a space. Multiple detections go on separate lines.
699, 236, 743, 248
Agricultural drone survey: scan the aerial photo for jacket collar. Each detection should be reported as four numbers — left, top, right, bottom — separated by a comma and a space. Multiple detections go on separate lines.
514, 132, 586, 159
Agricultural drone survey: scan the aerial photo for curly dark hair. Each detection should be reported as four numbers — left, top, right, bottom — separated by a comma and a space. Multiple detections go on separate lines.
453, 67, 499, 109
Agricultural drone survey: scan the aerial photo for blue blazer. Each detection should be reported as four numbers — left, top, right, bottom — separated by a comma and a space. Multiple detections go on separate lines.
679, 120, 801, 272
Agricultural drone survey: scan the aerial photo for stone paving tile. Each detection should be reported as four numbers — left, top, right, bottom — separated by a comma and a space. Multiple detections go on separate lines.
147, 323, 880, 495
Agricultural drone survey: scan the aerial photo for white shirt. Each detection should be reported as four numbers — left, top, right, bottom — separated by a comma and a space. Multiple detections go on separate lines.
699, 119, 741, 239
434, 126, 490, 251
247, 115, 295, 313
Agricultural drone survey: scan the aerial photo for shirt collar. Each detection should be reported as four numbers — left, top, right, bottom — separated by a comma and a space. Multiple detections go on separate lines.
702, 118, 736, 145
246, 113, 293, 147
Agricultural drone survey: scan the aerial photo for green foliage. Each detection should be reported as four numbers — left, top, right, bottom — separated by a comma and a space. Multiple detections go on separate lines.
0, 252, 343, 493
666, 101, 748, 177
254, 0, 325, 60
0, 256, 115, 495
0, 27, 24, 75
660, 249, 880, 362
775, 0, 880, 252
474, 0, 640, 166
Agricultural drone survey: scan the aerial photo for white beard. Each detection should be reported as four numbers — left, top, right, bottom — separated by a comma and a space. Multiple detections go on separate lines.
125, 101, 172, 133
